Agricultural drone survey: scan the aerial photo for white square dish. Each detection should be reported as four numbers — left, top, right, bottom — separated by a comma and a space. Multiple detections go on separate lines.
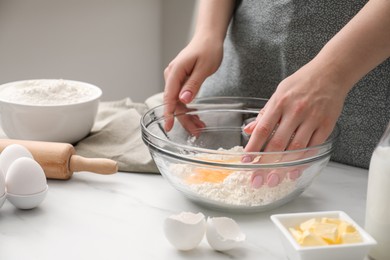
270, 211, 376, 260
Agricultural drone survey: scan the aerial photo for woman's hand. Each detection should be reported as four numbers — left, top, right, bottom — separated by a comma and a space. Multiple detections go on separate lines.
244, 60, 348, 188
163, 0, 235, 132
163, 35, 224, 132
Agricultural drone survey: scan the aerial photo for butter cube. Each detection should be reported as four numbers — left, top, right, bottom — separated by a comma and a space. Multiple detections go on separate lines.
300, 230, 328, 246
311, 222, 339, 244
321, 217, 342, 225
341, 231, 363, 244
299, 218, 317, 231
338, 221, 357, 234
289, 228, 303, 242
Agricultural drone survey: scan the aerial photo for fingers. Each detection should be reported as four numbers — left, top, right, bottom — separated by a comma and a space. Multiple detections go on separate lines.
163, 59, 208, 132
307, 123, 335, 147
166, 101, 207, 137
177, 112, 206, 137
244, 106, 282, 153
251, 167, 303, 188
251, 168, 289, 188
243, 108, 265, 135
178, 65, 208, 104
177, 114, 204, 137
244, 109, 325, 188
163, 63, 187, 131
243, 120, 256, 134
248, 122, 332, 189
247, 124, 312, 188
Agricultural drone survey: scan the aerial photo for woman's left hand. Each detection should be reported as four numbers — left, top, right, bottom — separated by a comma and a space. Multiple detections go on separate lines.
243, 60, 348, 188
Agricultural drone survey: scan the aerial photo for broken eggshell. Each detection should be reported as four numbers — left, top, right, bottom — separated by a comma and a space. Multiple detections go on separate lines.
164, 212, 206, 251
206, 216, 246, 251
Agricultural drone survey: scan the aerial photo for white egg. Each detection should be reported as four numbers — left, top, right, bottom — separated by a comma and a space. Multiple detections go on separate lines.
0, 144, 33, 177
206, 217, 246, 251
5, 157, 48, 209
164, 212, 206, 251
6, 157, 47, 195
0, 169, 5, 196
0, 169, 6, 208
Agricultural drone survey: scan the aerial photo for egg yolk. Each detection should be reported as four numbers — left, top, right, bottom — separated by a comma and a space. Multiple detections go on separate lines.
186, 157, 240, 184
186, 168, 234, 184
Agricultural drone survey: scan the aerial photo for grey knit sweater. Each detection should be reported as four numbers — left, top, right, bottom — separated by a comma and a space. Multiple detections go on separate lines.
198, 0, 390, 169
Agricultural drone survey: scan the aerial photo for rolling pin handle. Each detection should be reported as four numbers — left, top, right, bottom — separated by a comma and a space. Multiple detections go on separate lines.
69, 155, 118, 174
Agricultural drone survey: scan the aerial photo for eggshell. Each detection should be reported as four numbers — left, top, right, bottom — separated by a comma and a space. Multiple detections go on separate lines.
206, 217, 246, 251
6, 188, 48, 210
0, 144, 33, 177
0, 169, 5, 196
0, 169, 6, 208
6, 157, 47, 195
164, 212, 206, 251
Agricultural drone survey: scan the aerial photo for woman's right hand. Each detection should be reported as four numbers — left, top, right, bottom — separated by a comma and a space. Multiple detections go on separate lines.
163, 35, 224, 131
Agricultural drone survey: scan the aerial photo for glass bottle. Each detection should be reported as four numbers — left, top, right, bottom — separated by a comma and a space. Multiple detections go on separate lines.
365, 122, 390, 260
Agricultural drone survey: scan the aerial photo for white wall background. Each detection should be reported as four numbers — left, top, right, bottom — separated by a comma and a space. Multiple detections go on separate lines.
0, 0, 196, 102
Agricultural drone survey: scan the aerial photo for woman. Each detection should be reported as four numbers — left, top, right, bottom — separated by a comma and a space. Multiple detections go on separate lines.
163, 0, 390, 187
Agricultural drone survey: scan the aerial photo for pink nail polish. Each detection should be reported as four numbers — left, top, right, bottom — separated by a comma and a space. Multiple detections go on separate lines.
244, 121, 254, 129
243, 121, 256, 132
241, 155, 252, 163
252, 175, 264, 189
179, 91, 193, 103
267, 173, 280, 187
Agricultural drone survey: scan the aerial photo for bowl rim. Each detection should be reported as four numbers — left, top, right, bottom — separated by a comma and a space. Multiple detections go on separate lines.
0, 79, 102, 107
141, 96, 340, 167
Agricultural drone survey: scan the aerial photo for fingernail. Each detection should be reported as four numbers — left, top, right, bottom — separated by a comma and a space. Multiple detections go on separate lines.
241, 155, 252, 163
164, 119, 173, 132
244, 120, 256, 129
196, 121, 206, 129
179, 91, 193, 103
288, 169, 301, 180
252, 175, 264, 189
267, 173, 280, 187
244, 120, 257, 131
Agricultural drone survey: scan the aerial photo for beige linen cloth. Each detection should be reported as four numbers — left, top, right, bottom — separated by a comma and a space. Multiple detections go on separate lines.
74, 92, 164, 173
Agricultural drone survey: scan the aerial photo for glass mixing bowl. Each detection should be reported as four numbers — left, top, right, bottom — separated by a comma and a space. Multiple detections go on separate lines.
141, 97, 339, 212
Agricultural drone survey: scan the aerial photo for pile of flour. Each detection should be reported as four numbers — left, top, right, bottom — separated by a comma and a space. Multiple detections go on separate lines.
0, 79, 96, 105
170, 147, 297, 207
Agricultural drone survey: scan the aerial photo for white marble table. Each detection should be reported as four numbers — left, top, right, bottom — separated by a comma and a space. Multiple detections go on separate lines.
0, 162, 369, 260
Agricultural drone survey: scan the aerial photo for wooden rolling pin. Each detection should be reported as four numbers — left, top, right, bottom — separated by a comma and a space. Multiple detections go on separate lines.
0, 139, 118, 180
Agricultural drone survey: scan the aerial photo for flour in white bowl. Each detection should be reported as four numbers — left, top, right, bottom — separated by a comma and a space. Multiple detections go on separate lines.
0, 79, 98, 105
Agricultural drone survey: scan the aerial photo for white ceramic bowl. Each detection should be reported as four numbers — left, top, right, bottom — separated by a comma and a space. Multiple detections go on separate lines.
0, 79, 102, 144
271, 211, 377, 260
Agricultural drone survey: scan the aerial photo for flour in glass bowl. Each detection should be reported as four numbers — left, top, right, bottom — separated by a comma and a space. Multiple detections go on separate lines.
169, 147, 297, 207
0, 79, 97, 105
